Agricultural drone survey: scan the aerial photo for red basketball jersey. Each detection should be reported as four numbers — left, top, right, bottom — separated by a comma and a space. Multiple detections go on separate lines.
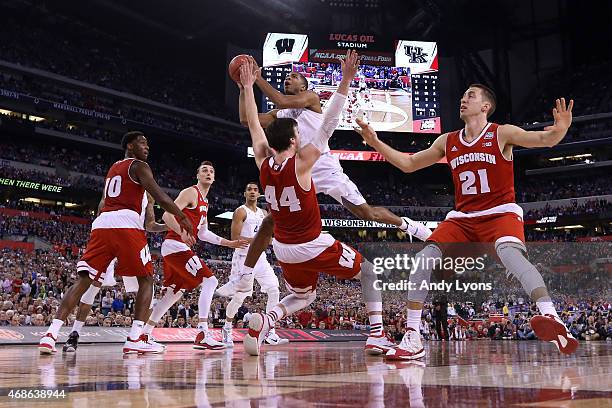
446, 123, 515, 212
100, 158, 147, 216
166, 186, 209, 243
260, 155, 321, 244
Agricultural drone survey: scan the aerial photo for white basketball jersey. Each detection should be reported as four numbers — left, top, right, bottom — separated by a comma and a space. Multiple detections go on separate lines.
276, 108, 328, 153
235, 205, 266, 255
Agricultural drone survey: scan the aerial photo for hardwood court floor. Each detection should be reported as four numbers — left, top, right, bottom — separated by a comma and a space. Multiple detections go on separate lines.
0, 341, 610, 407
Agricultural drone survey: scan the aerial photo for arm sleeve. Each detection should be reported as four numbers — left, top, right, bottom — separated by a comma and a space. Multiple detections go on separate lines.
197, 221, 223, 245
311, 92, 347, 152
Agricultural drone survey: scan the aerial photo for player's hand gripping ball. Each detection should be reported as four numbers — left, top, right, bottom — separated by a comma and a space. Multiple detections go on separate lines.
228, 54, 250, 83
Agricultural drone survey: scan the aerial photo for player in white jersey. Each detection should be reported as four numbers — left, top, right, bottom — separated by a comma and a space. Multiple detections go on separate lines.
238, 56, 430, 242
216, 182, 288, 347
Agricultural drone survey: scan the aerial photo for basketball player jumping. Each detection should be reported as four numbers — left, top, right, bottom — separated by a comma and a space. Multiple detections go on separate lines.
240, 50, 396, 356
39, 131, 193, 354
354, 85, 578, 359
139, 161, 248, 351
63, 192, 167, 353
216, 182, 288, 347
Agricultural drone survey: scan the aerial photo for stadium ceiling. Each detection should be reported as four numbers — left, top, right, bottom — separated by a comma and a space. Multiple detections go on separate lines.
47, 0, 574, 56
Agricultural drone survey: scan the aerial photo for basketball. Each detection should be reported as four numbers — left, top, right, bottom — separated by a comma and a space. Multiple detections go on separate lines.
228, 54, 250, 83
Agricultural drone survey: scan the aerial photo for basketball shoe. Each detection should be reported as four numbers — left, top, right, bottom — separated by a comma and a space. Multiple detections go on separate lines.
400, 217, 432, 242
38, 333, 57, 354
62, 331, 79, 353
123, 334, 165, 354
222, 325, 234, 348
244, 313, 272, 356
385, 328, 425, 360
365, 334, 397, 355
193, 330, 226, 350
530, 314, 579, 355
265, 328, 289, 345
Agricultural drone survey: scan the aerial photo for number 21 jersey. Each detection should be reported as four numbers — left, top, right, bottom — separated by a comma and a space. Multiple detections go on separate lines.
446, 123, 516, 213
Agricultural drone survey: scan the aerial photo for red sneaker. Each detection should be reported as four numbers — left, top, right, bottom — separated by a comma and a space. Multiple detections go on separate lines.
531, 314, 579, 355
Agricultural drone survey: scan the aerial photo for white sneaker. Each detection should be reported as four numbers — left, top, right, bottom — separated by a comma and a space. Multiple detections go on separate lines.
222, 325, 234, 348
244, 313, 271, 356
123, 334, 165, 354
193, 330, 226, 350
400, 217, 432, 242
148, 333, 167, 350
365, 334, 397, 355
265, 329, 289, 345
215, 280, 236, 298
385, 328, 425, 360
39, 333, 57, 354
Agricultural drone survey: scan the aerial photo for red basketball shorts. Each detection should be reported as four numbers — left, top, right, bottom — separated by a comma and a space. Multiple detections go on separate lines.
163, 249, 213, 293
277, 240, 363, 294
77, 228, 152, 282
428, 212, 525, 252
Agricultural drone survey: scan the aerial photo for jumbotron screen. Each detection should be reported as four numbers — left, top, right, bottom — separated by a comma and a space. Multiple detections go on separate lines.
262, 32, 440, 133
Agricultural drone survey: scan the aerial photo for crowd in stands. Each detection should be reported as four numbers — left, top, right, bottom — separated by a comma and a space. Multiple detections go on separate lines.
0, 2, 227, 119
1, 247, 609, 343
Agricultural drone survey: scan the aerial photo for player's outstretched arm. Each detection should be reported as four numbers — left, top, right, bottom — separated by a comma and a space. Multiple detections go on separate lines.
355, 119, 446, 173
240, 61, 272, 169
238, 80, 278, 128
499, 98, 574, 148
250, 57, 319, 110
198, 219, 249, 249
144, 192, 167, 233
132, 161, 194, 238
297, 50, 360, 171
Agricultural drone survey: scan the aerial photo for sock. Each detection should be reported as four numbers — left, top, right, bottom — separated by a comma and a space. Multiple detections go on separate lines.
72, 320, 85, 335
226, 295, 244, 320
143, 289, 184, 335
129, 320, 144, 340
198, 276, 218, 330
198, 321, 209, 332
399, 218, 408, 230
266, 288, 280, 314
224, 320, 233, 329
366, 301, 384, 337
242, 265, 254, 275
267, 292, 316, 325
536, 300, 559, 319
406, 309, 421, 332
47, 319, 64, 338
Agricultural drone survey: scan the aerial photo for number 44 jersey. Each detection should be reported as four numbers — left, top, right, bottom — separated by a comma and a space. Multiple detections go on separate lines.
260, 155, 362, 294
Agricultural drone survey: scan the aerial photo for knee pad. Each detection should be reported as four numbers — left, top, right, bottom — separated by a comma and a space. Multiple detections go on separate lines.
496, 243, 545, 295
80, 285, 100, 306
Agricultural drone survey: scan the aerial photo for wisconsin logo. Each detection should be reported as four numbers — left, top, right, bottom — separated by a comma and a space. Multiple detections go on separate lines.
275, 38, 295, 55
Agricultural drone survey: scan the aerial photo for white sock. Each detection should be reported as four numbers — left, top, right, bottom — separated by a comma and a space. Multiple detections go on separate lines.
366, 301, 384, 337
399, 218, 408, 230
406, 309, 421, 332
536, 300, 559, 319
267, 293, 315, 325
266, 288, 280, 314
47, 319, 64, 337
224, 320, 233, 329
198, 276, 218, 330
142, 323, 155, 335
242, 265, 254, 274
72, 320, 85, 335
198, 321, 209, 332
129, 320, 144, 340
226, 296, 243, 320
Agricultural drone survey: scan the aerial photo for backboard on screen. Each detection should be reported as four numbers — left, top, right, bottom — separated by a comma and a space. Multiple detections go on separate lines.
262, 32, 440, 133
